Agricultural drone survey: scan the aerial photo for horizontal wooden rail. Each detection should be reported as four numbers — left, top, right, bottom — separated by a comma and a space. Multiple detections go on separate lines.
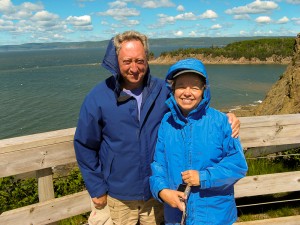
239, 114, 300, 148
0, 191, 90, 225
1, 114, 300, 178
1, 171, 299, 224
0, 128, 76, 178
234, 171, 300, 198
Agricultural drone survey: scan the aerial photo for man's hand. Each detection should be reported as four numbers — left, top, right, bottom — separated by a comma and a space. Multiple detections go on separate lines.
227, 112, 240, 138
92, 194, 107, 209
181, 170, 200, 186
159, 189, 186, 211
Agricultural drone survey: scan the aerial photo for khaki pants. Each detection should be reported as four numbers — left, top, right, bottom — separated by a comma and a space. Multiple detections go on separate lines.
88, 199, 113, 225
107, 196, 164, 225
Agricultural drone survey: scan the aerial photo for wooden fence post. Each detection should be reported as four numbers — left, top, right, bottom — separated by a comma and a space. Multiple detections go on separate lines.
36, 167, 58, 225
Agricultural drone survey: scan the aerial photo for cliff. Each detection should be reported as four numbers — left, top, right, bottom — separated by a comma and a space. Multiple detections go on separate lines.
253, 33, 300, 116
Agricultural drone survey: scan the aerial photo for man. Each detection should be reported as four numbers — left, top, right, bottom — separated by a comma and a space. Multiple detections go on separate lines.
74, 30, 240, 225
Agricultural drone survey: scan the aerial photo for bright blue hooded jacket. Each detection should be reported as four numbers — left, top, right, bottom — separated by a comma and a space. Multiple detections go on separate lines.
150, 58, 248, 225
74, 39, 170, 201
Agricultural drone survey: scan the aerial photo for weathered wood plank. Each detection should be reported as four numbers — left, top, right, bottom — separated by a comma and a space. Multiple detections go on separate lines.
37, 168, 58, 225
0, 140, 75, 178
37, 168, 55, 202
234, 215, 300, 224
234, 171, 300, 198
239, 114, 300, 148
0, 128, 75, 153
0, 191, 91, 225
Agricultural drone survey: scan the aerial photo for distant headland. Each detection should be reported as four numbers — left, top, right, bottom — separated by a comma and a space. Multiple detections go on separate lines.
149, 37, 294, 65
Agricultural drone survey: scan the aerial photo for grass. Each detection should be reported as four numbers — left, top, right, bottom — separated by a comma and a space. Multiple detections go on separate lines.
246, 157, 291, 176
235, 155, 300, 222
58, 213, 89, 225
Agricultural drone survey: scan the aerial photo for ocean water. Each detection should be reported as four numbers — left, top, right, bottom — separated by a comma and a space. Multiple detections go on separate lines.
0, 48, 287, 139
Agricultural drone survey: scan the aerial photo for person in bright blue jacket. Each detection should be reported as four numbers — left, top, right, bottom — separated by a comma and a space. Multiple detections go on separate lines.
74, 30, 241, 224
150, 58, 248, 225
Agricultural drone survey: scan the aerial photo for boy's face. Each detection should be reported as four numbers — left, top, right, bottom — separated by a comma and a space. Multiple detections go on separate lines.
173, 73, 205, 117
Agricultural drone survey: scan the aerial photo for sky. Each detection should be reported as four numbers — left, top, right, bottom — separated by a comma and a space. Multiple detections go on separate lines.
0, 0, 300, 46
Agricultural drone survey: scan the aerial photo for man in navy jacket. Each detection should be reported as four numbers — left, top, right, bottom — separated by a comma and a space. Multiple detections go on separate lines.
74, 30, 240, 224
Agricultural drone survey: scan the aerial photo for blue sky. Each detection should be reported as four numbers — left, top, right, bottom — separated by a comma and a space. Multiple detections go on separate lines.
0, 0, 299, 45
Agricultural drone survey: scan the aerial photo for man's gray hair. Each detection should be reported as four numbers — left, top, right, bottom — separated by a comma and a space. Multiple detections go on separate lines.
113, 30, 149, 59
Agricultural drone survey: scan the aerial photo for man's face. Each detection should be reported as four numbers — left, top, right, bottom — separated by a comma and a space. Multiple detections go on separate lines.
118, 40, 148, 90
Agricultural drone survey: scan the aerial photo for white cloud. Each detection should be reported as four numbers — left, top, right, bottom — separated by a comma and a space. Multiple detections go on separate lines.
53, 33, 64, 40
211, 24, 222, 29
174, 30, 183, 36
66, 15, 93, 30
156, 11, 198, 27
21, 2, 44, 11
200, 10, 218, 19
291, 17, 300, 25
154, 9, 217, 28
108, 1, 127, 8
240, 30, 250, 36
142, 0, 176, 8
175, 12, 197, 20
66, 15, 91, 26
254, 30, 274, 35
1, 0, 44, 20
225, 0, 278, 15
255, 16, 272, 23
234, 14, 251, 20
126, 19, 140, 26
177, 5, 185, 11
277, 16, 289, 24
157, 14, 176, 24
0, 0, 15, 13
98, 8, 140, 20
189, 31, 197, 37
2, 10, 32, 20
32, 10, 59, 21
0, 19, 14, 31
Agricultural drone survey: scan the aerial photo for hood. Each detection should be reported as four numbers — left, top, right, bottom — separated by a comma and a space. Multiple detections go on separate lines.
102, 38, 121, 78
165, 58, 211, 122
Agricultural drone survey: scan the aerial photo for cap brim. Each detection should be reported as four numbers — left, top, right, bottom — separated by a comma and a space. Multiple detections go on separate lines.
172, 69, 206, 80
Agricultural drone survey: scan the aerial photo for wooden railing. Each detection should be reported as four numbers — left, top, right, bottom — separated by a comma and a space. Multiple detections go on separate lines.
0, 114, 300, 225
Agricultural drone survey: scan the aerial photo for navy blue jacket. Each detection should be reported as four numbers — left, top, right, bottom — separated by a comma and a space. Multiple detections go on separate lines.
74, 39, 170, 200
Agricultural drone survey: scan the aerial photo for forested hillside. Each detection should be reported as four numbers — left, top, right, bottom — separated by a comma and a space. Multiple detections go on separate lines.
158, 38, 294, 61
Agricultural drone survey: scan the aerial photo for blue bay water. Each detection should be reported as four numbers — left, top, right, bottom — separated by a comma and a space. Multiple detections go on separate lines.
0, 48, 286, 139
